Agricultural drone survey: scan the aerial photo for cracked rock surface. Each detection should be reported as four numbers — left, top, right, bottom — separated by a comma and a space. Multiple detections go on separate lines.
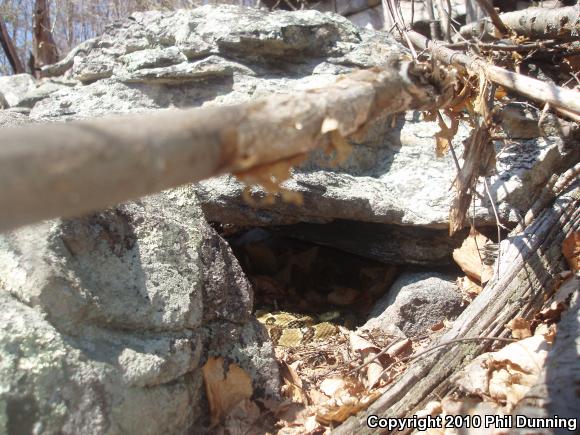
0, 187, 278, 434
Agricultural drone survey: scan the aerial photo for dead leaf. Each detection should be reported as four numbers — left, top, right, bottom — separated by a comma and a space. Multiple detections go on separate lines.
453, 230, 493, 284
423, 111, 438, 122
236, 154, 306, 205
552, 274, 579, 305
319, 378, 346, 397
327, 287, 359, 306
536, 301, 566, 324
202, 357, 254, 427
315, 392, 380, 426
348, 332, 379, 353
531, 274, 578, 332
562, 231, 580, 272
494, 86, 507, 99
457, 275, 483, 299
280, 361, 309, 405
540, 324, 557, 344
453, 335, 549, 411
365, 356, 384, 389
506, 317, 532, 339
431, 321, 445, 332
386, 338, 412, 358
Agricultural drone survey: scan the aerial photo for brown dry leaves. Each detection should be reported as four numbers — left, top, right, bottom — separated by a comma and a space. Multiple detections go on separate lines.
418, 236, 579, 427
435, 111, 459, 157
453, 334, 549, 412
202, 357, 259, 431
562, 231, 580, 272
505, 317, 532, 339
272, 329, 414, 434
237, 154, 306, 206
453, 229, 494, 295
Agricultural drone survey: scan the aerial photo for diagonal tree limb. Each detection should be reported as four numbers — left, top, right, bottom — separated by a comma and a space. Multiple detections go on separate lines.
405, 30, 580, 118
0, 17, 24, 74
0, 62, 453, 232
473, 0, 508, 36
335, 177, 579, 434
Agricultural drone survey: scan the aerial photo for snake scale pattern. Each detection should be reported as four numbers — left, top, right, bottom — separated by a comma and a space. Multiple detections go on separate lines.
257, 311, 341, 347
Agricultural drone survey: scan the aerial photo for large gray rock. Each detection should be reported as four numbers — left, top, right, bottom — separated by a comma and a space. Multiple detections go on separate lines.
0, 74, 36, 108
0, 110, 32, 128
30, 5, 402, 121
363, 270, 464, 337
0, 187, 279, 434
0, 291, 203, 435
18, 5, 571, 236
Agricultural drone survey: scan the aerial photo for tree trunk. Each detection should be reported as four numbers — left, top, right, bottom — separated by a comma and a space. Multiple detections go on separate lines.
0, 18, 24, 74
334, 176, 579, 434
32, 0, 59, 77
465, 0, 486, 24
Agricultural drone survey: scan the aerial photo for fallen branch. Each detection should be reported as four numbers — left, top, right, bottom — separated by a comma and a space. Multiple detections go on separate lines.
445, 39, 559, 52
459, 5, 580, 41
0, 62, 452, 232
513, 162, 580, 234
407, 30, 580, 118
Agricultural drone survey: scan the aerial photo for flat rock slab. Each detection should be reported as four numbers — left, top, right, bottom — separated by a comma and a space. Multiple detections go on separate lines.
274, 220, 468, 265
197, 113, 571, 230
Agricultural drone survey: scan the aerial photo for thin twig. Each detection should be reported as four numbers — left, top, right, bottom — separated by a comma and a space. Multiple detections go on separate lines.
374, 336, 518, 384
436, 0, 451, 41
474, 0, 509, 36
445, 39, 559, 52
483, 177, 502, 277
400, 336, 517, 364
345, 337, 409, 376
406, 30, 580, 118
385, 0, 418, 58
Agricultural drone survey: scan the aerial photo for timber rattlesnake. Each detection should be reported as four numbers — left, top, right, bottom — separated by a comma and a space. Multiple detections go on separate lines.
256, 310, 347, 347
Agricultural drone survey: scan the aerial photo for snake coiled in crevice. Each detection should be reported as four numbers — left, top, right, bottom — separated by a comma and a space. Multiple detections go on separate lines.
256, 311, 343, 347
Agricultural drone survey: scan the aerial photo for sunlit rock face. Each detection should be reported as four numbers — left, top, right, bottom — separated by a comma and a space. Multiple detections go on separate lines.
0, 186, 279, 434
0, 6, 575, 433
10, 5, 570, 238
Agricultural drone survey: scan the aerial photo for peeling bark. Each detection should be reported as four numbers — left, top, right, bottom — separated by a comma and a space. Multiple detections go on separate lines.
459, 5, 580, 41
